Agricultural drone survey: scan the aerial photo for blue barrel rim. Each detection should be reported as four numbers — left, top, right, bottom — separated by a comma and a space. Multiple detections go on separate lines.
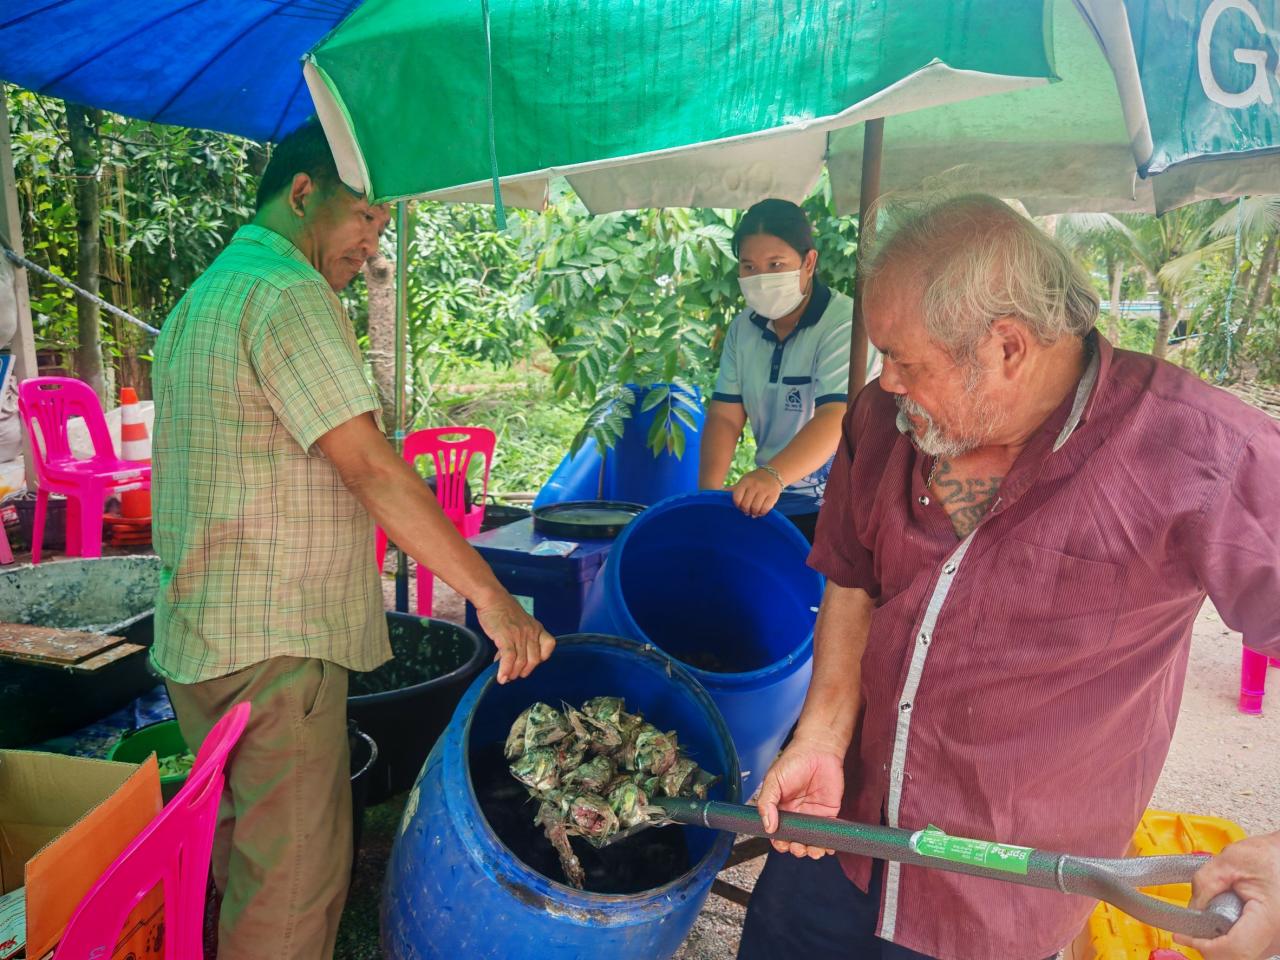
602, 490, 821, 690
348, 614, 489, 707
452, 633, 741, 907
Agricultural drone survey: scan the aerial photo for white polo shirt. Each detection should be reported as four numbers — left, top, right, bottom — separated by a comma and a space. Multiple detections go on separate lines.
712, 281, 879, 506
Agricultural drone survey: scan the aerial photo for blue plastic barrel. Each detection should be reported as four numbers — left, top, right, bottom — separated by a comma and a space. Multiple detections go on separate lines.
533, 437, 605, 507
602, 385, 704, 506
580, 492, 822, 797
534, 384, 704, 508
382, 635, 740, 960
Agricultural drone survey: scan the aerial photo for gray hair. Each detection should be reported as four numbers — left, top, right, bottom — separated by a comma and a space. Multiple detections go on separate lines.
862, 194, 1099, 368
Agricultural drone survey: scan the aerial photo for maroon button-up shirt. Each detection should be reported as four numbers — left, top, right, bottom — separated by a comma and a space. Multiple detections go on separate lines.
809, 334, 1280, 960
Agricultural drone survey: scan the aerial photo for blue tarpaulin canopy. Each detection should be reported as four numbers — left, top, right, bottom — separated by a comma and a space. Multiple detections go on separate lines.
0, 0, 362, 142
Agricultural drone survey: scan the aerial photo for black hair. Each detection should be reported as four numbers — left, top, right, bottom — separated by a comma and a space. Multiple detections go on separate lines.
255, 117, 341, 212
732, 198, 815, 259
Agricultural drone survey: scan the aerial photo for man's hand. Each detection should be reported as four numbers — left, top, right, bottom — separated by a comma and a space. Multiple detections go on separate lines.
731, 467, 785, 518
475, 594, 556, 684
318, 414, 556, 684
1175, 832, 1280, 960
756, 731, 847, 859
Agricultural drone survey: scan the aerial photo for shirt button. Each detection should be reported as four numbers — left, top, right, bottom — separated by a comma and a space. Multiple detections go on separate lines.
942, 561, 957, 575
918, 631, 930, 646
918, 495, 930, 506
900, 701, 912, 712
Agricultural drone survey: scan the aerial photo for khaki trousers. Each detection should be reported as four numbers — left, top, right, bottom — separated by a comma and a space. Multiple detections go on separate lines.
166, 656, 351, 960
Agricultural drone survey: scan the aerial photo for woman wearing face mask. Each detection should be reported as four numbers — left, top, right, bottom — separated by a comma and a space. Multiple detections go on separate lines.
699, 199, 878, 542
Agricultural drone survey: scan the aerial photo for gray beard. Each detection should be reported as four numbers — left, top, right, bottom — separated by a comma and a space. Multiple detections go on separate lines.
895, 394, 1000, 459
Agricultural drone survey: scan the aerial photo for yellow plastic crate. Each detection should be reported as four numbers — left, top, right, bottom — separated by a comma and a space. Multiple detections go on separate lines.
1067, 810, 1246, 960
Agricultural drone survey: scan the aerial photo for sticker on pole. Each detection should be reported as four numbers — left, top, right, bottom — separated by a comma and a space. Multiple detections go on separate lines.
910, 825, 1032, 875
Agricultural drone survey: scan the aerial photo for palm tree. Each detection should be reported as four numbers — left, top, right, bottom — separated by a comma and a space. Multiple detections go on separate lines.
1059, 203, 1238, 359
1055, 224, 1138, 344
1062, 199, 1280, 359
1224, 209, 1280, 346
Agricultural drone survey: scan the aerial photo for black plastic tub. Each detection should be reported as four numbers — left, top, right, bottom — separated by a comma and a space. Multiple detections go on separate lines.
110, 717, 378, 874
478, 503, 531, 532
7, 491, 68, 550
0, 556, 161, 747
347, 613, 488, 805
348, 721, 378, 875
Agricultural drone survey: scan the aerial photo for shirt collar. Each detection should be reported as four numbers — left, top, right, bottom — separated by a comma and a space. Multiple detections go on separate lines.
231, 224, 313, 269
1052, 329, 1105, 452
987, 329, 1106, 512
749, 279, 832, 340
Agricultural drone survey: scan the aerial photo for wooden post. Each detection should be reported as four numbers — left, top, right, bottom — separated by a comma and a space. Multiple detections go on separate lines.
849, 117, 884, 401
66, 102, 106, 402
0, 87, 40, 488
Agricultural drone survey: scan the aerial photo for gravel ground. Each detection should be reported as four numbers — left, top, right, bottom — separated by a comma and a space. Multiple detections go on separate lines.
386, 567, 1278, 960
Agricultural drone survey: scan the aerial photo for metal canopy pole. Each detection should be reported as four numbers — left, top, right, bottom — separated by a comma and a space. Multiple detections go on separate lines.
849, 117, 884, 401
0, 87, 40, 489
393, 200, 409, 613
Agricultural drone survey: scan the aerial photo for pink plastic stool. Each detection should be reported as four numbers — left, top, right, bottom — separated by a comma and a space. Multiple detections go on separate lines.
1239, 647, 1276, 714
376, 426, 496, 615
18, 376, 150, 564
52, 701, 250, 960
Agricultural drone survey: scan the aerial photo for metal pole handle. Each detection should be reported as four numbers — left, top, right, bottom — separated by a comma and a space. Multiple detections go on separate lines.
659, 799, 1244, 941
1062, 853, 1244, 940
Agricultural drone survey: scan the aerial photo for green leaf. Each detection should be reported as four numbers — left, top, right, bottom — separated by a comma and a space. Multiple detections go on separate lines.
672, 404, 698, 431
639, 385, 670, 412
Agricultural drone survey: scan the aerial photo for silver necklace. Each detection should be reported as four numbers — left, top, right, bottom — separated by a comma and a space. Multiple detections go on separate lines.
926, 455, 941, 490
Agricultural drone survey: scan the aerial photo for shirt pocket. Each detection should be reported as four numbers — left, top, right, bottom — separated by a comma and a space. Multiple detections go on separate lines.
975, 538, 1123, 664
779, 375, 814, 414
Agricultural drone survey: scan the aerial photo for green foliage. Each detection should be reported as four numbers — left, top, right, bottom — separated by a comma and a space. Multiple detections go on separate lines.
1245, 302, 1280, 382
527, 191, 739, 457
803, 171, 861, 292
6, 88, 256, 385
405, 202, 540, 378
529, 178, 859, 457
1187, 246, 1280, 383
409, 360, 583, 496
1186, 259, 1238, 377
1115, 314, 1158, 353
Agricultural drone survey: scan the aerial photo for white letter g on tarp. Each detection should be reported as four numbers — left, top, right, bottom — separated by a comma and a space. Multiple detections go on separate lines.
1198, 0, 1273, 108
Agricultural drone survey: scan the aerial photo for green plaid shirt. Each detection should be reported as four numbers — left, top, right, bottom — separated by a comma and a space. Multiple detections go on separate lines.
150, 224, 390, 683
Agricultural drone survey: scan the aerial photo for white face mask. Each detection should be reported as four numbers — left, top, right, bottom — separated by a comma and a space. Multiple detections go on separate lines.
739, 270, 805, 320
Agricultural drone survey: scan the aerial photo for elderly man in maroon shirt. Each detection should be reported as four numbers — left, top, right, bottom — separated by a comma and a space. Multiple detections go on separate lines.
738, 194, 1280, 960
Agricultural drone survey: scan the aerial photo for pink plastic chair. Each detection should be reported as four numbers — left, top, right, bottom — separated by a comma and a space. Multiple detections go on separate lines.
376, 426, 496, 615
18, 376, 150, 564
0, 355, 13, 564
52, 701, 250, 960
1239, 647, 1279, 714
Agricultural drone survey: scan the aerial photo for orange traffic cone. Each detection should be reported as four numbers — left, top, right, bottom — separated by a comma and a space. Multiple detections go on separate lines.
119, 387, 152, 520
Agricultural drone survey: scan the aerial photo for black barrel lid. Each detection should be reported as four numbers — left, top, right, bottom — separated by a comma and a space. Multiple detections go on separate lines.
531, 500, 646, 540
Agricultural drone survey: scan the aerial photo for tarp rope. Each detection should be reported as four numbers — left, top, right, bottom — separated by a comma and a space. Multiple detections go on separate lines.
480, 0, 507, 230
1218, 196, 1246, 382
1, 242, 160, 337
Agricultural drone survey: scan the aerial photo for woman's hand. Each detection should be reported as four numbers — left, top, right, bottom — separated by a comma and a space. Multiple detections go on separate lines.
731, 467, 785, 518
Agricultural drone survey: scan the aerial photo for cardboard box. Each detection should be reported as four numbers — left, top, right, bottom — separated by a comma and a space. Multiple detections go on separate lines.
0, 750, 162, 959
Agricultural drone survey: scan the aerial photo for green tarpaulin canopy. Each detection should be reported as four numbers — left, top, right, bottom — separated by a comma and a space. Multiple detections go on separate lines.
305, 0, 1060, 211
306, 0, 1280, 215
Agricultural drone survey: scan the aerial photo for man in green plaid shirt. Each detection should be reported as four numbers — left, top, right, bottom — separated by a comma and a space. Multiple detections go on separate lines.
151, 119, 555, 960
